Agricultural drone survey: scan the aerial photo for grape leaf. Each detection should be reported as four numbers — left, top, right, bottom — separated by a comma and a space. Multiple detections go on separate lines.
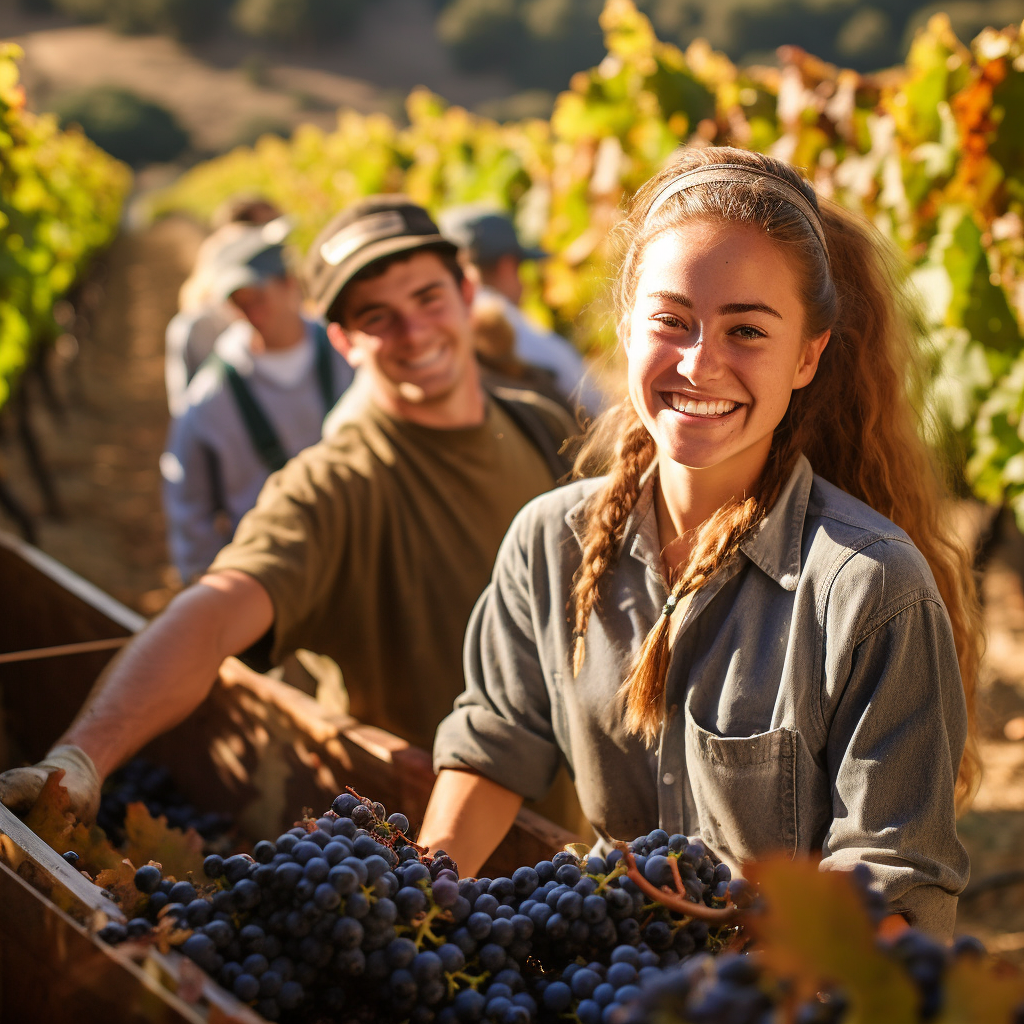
122, 802, 205, 883
95, 857, 145, 919
148, 913, 192, 955
21, 769, 75, 849
744, 857, 919, 1024
22, 770, 123, 874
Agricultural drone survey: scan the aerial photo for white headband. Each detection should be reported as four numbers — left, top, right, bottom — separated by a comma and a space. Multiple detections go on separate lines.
644, 163, 830, 261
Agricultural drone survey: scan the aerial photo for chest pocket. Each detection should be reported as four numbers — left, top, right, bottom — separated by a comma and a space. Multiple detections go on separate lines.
684, 711, 799, 862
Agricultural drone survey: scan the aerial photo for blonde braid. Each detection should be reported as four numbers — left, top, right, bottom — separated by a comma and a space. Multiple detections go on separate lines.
571, 404, 656, 676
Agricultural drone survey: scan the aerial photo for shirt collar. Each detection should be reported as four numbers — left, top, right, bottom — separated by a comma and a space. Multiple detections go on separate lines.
565, 453, 813, 591
737, 453, 812, 591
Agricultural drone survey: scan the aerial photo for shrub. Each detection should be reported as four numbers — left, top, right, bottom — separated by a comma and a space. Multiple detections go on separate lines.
52, 86, 189, 166
232, 0, 364, 41
49, 0, 232, 39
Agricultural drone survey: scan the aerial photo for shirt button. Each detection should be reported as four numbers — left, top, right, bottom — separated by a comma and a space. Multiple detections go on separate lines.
662, 772, 675, 786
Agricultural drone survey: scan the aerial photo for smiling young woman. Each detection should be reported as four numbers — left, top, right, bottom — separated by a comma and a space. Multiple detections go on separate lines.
422, 146, 981, 938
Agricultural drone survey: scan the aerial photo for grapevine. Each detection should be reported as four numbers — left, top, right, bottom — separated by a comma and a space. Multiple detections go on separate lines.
0, 44, 131, 412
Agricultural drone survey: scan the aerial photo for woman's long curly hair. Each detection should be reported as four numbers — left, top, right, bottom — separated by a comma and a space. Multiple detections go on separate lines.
570, 145, 981, 812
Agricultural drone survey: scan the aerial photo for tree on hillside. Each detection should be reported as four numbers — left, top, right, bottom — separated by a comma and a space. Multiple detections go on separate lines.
53, 86, 189, 165
48, 0, 233, 40
232, 0, 364, 40
435, 0, 1024, 87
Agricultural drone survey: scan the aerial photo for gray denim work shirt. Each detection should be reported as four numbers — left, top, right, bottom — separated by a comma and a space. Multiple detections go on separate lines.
434, 454, 969, 937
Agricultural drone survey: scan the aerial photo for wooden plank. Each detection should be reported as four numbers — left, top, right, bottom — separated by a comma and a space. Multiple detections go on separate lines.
0, 636, 130, 665
0, 530, 146, 639
0, 859, 204, 1024
0, 801, 124, 922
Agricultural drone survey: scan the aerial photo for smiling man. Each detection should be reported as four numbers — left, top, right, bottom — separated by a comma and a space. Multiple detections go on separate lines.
0, 197, 575, 821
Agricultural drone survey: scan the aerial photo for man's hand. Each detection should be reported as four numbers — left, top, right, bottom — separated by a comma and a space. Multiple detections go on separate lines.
0, 745, 100, 820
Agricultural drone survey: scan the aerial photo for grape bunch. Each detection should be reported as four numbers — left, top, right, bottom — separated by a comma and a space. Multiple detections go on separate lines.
96, 757, 231, 844
94, 798, 744, 1023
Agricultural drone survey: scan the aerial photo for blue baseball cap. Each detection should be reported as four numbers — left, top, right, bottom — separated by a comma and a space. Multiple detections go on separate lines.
205, 216, 294, 302
439, 206, 547, 265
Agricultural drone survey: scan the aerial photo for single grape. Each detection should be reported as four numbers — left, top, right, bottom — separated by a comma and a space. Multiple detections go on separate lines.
387, 811, 410, 833
134, 864, 162, 894
432, 876, 460, 908
168, 880, 196, 905
233, 973, 259, 1002
543, 981, 572, 1012
252, 840, 276, 863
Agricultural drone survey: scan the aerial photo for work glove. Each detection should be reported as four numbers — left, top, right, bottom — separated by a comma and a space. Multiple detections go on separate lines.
0, 744, 101, 822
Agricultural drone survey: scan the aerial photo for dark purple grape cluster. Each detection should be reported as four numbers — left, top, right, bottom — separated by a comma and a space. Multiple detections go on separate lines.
95, 812, 743, 1023
96, 757, 231, 844
499, 833, 733, 975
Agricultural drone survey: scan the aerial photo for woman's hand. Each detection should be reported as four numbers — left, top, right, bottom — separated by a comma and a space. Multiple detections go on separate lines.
418, 768, 523, 877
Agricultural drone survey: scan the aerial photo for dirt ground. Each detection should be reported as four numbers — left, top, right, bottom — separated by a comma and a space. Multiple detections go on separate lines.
1, 218, 1023, 958
0, 218, 199, 615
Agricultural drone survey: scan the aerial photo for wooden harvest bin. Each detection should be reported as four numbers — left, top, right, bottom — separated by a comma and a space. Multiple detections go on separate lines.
0, 531, 578, 1021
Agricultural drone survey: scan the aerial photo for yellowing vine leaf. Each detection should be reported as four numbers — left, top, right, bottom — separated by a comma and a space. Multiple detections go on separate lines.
937, 957, 1024, 1024
23, 770, 122, 874
95, 857, 145, 918
122, 802, 205, 883
150, 912, 192, 955
22, 770, 75, 847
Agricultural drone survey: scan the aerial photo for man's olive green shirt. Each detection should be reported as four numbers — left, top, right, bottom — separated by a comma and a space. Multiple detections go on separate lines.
210, 390, 560, 750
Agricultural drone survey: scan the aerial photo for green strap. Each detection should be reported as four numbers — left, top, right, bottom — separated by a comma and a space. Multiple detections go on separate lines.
214, 324, 336, 474
216, 356, 290, 472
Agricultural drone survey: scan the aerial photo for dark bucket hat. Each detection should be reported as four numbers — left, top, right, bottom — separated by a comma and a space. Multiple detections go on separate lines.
304, 196, 457, 319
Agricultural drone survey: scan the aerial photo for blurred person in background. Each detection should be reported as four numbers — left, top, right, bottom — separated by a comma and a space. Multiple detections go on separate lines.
210, 194, 282, 230
160, 220, 354, 583
164, 196, 285, 417
469, 293, 581, 418
440, 206, 605, 420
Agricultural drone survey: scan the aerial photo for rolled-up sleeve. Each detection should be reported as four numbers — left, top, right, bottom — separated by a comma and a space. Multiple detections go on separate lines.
821, 590, 969, 938
433, 510, 562, 802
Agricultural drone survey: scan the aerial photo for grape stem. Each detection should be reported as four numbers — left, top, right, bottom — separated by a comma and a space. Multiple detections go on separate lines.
446, 968, 489, 997
343, 785, 428, 855
668, 854, 687, 895
592, 861, 627, 892
614, 844, 744, 924
413, 903, 451, 948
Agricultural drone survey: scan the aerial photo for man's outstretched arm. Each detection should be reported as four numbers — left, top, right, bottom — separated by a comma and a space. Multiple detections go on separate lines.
0, 569, 274, 816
